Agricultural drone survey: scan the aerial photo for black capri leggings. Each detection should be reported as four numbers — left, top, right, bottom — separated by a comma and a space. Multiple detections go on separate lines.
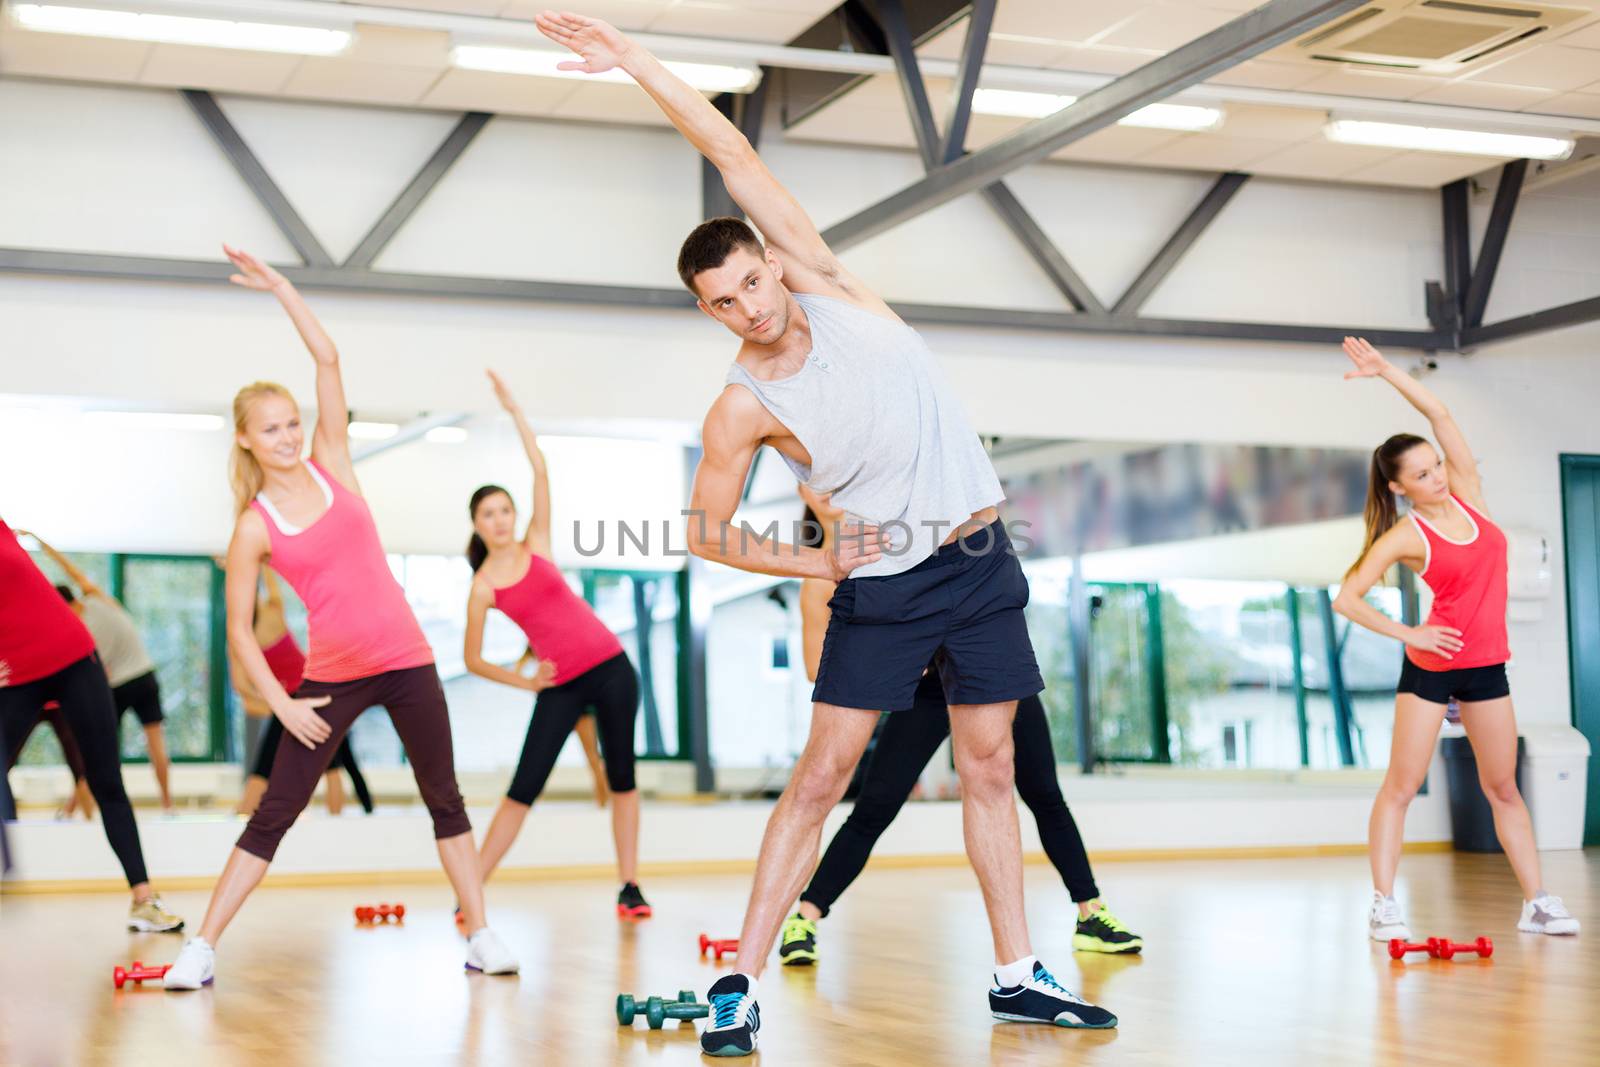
801, 672, 1099, 917
237, 664, 468, 862
253, 714, 372, 814
507, 652, 638, 805
0, 653, 149, 886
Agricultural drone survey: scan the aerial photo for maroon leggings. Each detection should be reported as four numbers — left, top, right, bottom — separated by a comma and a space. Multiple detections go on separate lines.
236, 664, 470, 861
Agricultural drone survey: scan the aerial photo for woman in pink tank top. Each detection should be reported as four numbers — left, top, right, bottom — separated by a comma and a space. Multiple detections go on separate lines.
1332, 337, 1577, 942
462, 371, 650, 919
161, 247, 519, 992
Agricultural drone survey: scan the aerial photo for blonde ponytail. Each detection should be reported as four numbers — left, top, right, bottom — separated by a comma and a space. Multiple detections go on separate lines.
230, 381, 296, 516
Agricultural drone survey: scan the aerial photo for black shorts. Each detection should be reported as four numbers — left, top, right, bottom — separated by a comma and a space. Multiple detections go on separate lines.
812, 519, 1043, 711
112, 670, 163, 726
1397, 659, 1510, 704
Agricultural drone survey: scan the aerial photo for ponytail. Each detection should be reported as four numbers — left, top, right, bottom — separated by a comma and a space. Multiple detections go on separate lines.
230, 381, 296, 516
1347, 433, 1429, 577
467, 532, 489, 572
466, 484, 513, 572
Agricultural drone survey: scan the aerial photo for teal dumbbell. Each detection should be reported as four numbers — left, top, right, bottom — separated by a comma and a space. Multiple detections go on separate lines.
616, 990, 708, 1029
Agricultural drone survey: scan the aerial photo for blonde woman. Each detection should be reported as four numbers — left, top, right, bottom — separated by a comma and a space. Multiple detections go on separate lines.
162, 246, 516, 989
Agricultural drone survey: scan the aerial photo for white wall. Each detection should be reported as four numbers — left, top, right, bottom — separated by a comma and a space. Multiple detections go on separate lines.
3, 75, 1598, 728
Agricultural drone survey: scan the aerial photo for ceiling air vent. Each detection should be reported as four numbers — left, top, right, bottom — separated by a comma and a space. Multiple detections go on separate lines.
1289, 0, 1592, 74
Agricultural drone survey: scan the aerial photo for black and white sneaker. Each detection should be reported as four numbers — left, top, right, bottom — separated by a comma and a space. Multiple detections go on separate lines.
990, 961, 1117, 1029
700, 973, 760, 1057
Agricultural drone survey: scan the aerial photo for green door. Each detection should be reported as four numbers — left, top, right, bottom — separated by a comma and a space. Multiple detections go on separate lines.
1560, 455, 1600, 846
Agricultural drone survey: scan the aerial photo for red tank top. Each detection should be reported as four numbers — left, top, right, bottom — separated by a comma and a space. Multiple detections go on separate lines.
261, 630, 307, 694
1406, 495, 1509, 672
491, 552, 623, 686
0, 519, 96, 687
249, 460, 433, 683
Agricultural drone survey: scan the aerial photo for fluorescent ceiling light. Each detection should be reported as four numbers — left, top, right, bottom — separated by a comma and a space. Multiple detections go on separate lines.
81, 410, 225, 431
347, 421, 399, 440
12, 3, 350, 55
425, 426, 468, 445
971, 88, 1222, 133
1326, 119, 1574, 160
451, 45, 760, 94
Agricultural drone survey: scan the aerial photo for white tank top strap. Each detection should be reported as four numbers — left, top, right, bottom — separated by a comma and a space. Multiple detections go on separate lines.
255, 462, 334, 537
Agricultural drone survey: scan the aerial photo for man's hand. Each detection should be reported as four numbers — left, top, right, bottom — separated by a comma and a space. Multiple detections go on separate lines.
535, 11, 633, 75
825, 523, 886, 581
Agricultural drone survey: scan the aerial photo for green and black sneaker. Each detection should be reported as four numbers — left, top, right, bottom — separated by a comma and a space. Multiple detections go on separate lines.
778, 913, 818, 966
1072, 902, 1143, 954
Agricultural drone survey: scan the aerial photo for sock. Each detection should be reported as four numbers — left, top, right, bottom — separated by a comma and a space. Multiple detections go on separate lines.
994, 955, 1038, 988
1531, 889, 1549, 903
737, 973, 758, 997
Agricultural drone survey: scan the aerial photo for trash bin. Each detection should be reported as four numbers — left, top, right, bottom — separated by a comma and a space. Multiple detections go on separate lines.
1520, 724, 1591, 851
1441, 735, 1525, 853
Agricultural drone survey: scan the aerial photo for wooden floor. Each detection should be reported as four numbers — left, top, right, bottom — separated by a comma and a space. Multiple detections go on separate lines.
1, 850, 1594, 1066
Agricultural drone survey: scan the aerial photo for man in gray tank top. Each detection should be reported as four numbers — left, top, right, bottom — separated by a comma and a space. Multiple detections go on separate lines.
538, 13, 1111, 1052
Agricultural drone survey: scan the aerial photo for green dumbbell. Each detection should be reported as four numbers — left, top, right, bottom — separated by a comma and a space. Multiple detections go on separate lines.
616, 990, 708, 1030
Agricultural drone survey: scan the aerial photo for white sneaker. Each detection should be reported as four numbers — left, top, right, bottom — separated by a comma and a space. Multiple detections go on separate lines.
1518, 894, 1580, 936
1369, 892, 1411, 942
163, 937, 215, 990
465, 927, 519, 975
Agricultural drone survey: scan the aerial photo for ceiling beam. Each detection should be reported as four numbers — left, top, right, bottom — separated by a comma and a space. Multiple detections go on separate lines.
1112, 172, 1250, 316
819, 0, 1368, 252
182, 89, 334, 269
344, 111, 491, 269
1461, 158, 1528, 331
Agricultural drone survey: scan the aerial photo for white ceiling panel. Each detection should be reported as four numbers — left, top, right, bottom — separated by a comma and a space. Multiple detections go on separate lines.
1293, 67, 1440, 101
1342, 150, 1498, 188
549, 80, 679, 125
421, 68, 578, 116
138, 44, 301, 95
281, 58, 447, 106
1048, 44, 1156, 76
1213, 103, 1328, 140
497, 1, 670, 31
646, 4, 823, 42
1560, 20, 1600, 49
1534, 91, 1600, 118
1094, 5, 1244, 53
350, 0, 507, 14
1245, 139, 1404, 182
0, 30, 150, 84
1466, 45, 1600, 94
1408, 80, 1561, 112
1205, 59, 1327, 91
1134, 133, 1288, 171
1048, 124, 1187, 164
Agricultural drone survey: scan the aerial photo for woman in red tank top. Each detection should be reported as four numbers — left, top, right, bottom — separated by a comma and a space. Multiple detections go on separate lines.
1332, 337, 1578, 942
462, 371, 650, 919
161, 247, 519, 991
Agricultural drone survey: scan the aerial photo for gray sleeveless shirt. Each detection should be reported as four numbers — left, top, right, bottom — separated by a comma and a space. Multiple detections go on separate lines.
725, 292, 1003, 578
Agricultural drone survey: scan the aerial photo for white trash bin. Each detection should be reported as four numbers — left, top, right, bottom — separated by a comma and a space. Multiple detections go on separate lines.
1520, 724, 1590, 851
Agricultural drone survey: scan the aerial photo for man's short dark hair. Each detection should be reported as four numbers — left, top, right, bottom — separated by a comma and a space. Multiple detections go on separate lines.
677, 217, 763, 295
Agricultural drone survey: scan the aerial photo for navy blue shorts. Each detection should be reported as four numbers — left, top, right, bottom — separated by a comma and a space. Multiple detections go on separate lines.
812, 520, 1043, 711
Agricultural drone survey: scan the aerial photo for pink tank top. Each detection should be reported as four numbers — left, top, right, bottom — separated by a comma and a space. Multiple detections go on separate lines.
491, 552, 623, 686
261, 631, 307, 694
250, 460, 433, 683
1406, 495, 1510, 672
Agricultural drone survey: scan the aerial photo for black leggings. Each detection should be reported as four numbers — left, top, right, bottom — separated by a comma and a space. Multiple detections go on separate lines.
802, 675, 1099, 916
4, 704, 88, 782
507, 652, 638, 804
0, 654, 149, 886
253, 714, 372, 813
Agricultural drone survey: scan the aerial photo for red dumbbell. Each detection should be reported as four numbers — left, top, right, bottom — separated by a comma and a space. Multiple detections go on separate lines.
113, 961, 172, 989
354, 902, 406, 924
698, 933, 739, 961
1387, 939, 1432, 960
1427, 936, 1493, 960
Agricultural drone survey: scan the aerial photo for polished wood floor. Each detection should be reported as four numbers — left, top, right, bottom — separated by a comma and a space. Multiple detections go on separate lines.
1, 850, 1594, 1066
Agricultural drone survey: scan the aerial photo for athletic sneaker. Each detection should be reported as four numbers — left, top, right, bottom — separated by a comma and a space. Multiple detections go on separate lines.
778, 912, 818, 966
617, 881, 652, 919
1518, 894, 1580, 935
1072, 901, 1142, 954
465, 927, 520, 975
162, 937, 214, 990
1369, 892, 1411, 942
989, 961, 1117, 1029
128, 895, 185, 933
700, 974, 760, 1057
